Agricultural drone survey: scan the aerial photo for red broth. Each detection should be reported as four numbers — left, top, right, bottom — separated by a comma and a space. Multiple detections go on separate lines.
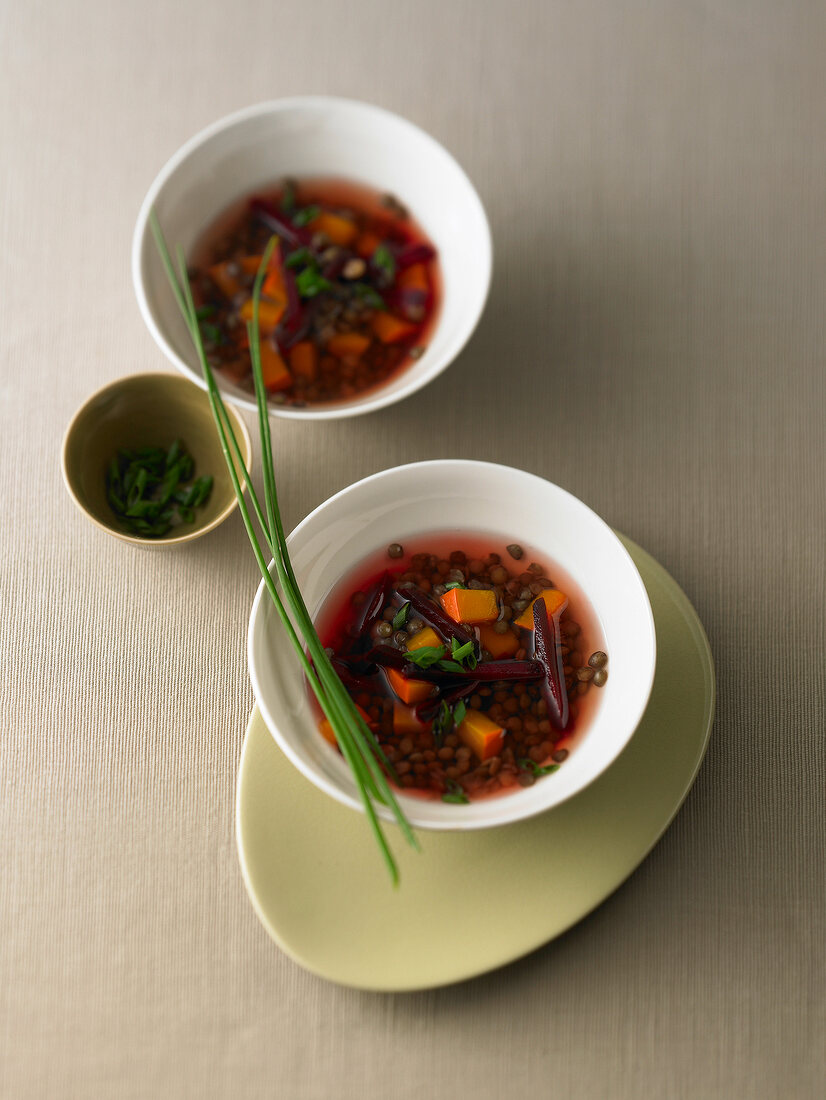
189, 177, 441, 407
312, 535, 609, 803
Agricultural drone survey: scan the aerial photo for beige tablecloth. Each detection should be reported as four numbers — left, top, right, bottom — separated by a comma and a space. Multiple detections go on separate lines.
2, 1, 824, 1097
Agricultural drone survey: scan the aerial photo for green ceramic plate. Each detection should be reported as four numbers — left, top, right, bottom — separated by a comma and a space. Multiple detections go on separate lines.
236, 536, 715, 991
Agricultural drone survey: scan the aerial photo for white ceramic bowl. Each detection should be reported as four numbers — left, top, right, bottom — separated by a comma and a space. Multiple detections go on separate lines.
248, 460, 657, 831
132, 97, 492, 420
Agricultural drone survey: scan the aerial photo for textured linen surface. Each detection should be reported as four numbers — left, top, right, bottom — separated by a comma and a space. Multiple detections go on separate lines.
1, 1, 824, 1097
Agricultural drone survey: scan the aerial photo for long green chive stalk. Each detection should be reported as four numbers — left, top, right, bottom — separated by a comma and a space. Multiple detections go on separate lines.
149, 212, 418, 884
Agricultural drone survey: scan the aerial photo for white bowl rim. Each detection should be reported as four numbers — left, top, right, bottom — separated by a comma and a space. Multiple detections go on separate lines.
247, 459, 658, 830
132, 95, 493, 421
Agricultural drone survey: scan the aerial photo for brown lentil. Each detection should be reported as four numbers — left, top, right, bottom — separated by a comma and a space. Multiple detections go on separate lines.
317, 538, 608, 803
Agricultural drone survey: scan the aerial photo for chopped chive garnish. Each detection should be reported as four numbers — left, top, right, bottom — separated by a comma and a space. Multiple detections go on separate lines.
405, 645, 447, 670
105, 438, 212, 538
295, 264, 333, 299
517, 758, 560, 777
442, 779, 469, 805
437, 660, 465, 673
450, 638, 477, 669
292, 204, 320, 227
353, 283, 386, 310
200, 321, 224, 345
392, 602, 411, 630
432, 697, 468, 747
432, 700, 452, 746
285, 247, 312, 270
372, 243, 396, 281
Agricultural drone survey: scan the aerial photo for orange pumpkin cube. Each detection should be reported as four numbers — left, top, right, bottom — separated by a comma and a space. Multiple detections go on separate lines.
319, 703, 370, 746
327, 332, 371, 359
370, 312, 417, 344
440, 588, 499, 625
515, 589, 569, 629
405, 626, 442, 653
238, 254, 265, 276
393, 702, 425, 737
355, 231, 381, 258
398, 263, 429, 292
457, 709, 505, 762
477, 623, 520, 659
288, 341, 318, 382
387, 668, 433, 705
311, 211, 358, 247
210, 250, 280, 298
257, 341, 291, 392
262, 268, 286, 305
207, 260, 242, 298
239, 297, 286, 334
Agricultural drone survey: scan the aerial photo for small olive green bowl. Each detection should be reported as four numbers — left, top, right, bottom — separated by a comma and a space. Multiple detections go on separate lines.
61, 372, 252, 548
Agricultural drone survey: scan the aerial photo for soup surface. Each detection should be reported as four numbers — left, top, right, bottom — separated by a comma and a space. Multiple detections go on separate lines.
189, 177, 440, 406
313, 535, 609, 803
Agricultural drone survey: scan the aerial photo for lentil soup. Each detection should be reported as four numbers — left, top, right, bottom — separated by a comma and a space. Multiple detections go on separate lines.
189, 177, 440, 407
313, 536, 609, 803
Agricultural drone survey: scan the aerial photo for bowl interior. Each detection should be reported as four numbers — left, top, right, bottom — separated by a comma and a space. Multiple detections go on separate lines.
248, 461, 656, 829
134, 98, 491, 418
62, 373, 250, 546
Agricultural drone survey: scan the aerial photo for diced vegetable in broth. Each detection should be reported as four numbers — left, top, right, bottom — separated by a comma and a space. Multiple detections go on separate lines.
189, 177, 440, 406
310, 535, 609, 804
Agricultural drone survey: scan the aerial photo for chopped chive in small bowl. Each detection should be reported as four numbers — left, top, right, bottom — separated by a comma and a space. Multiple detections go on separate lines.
61, 372, 251, 548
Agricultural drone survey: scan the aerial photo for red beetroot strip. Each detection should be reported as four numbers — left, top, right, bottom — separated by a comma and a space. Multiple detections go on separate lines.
337, 648, 545, 685
333, 645, 405, 675
250, 197, 309, 248
532, 598, 569, 729
356, 573, 392, 635
395, 586, 477, 651
395, 242, 437, 269
276, 269, 310, 349
329, 658, 376, 695
401, 660, 545, 684
416, 681, 479, 722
